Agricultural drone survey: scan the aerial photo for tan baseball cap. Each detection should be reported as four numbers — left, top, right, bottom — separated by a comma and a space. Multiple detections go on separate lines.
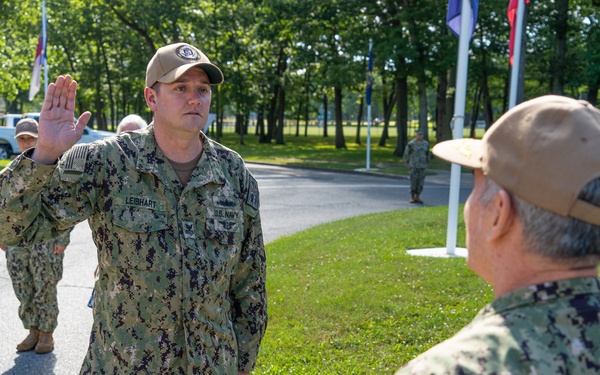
432, 95, 600, 226
145, 43, 224, 88
14, 118, 39, 139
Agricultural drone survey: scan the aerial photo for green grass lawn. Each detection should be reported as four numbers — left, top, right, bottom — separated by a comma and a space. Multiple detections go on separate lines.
255, 206, 492, 374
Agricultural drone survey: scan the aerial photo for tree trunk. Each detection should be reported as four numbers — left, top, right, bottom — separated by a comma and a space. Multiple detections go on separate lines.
551, 0, 568, 95
295, 102, 301, 137
435, 69, 448, 144
470, 86, 482, 138
323, 93, 328, 137
99, 42, 113, 130
276, 88, 285, 145
393, 75, 409, 158
588, 77, 599, 106
237, 114, 245, 145
266, 86, 278, 143
418, 80, 428, 141
355, 96, 364, 145
304, 93, 310, 137
334, 86, 346, 149
379, 83, 395, 147
258, 106, 267, 143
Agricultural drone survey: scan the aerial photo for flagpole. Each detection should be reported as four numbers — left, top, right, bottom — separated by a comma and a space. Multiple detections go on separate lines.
508, 0, 525, 109
444, 0, 472, 256
366, 39, 373, 170
42, 1, 48, 96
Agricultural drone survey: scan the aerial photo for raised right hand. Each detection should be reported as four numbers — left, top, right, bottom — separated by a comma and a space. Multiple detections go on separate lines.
33, 75, 92, 164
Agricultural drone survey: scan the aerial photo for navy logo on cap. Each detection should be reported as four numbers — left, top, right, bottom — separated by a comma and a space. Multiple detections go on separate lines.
176, 45, 200, 61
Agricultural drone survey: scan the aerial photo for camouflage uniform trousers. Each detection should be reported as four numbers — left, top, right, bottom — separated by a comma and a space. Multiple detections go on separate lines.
6, 241, 64, 333
409, 167, 426, 196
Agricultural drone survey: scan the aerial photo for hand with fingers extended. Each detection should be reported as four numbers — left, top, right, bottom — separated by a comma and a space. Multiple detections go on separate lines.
33, 75, 92, 165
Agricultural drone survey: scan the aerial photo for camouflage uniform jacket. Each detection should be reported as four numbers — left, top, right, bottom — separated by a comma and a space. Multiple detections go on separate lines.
0, 127, 267, 374
396, 277, 600, 374
403, 139, 429, 169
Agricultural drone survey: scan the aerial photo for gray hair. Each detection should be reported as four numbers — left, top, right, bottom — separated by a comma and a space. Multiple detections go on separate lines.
479, 176, 600, 264
116, 114, 148, 135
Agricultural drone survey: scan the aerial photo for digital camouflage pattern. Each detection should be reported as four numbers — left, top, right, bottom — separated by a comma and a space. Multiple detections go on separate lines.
396, 277, 600, 375
404, 139, 430, 169
404, 139, 429, 195
6, 229, 72, 333
0, 127, 267, 374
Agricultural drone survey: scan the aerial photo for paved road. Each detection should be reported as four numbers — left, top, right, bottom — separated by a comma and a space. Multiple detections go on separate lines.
0, 164, 472, 374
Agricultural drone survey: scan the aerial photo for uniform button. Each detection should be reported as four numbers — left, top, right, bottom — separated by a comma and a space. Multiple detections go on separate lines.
24, 168, 32, 175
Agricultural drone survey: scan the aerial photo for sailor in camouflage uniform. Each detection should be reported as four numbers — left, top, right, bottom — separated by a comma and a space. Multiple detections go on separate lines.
403, 130, 429, 203
0, 43, 267, 374
396, 95, 600, 374
1, 118, 74, 354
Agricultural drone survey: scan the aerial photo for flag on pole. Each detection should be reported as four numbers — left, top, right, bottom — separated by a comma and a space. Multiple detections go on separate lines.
365, 42, 373, 106
507, 0, 530, 66
29, 9, 47, 101
446, 0, 479, 40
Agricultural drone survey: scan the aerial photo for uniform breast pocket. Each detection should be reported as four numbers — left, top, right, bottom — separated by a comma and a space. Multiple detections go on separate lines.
206, 213, 244, 245
111, 206, 169, 270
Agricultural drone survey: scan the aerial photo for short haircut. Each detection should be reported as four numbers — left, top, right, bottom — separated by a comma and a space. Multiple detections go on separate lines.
480, 176, 600, 264
116, 114, 148, 135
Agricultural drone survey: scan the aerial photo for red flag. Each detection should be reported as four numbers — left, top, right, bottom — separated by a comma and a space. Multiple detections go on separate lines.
507, 0, 530, 66
29, 34, 44, 101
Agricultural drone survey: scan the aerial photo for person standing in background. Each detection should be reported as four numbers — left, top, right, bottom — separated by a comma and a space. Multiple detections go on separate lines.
404, 129, 430, 203
0, 118, 73, 354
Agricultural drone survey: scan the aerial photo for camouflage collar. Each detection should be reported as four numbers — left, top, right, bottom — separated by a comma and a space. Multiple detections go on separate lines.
135, 124, 225, 186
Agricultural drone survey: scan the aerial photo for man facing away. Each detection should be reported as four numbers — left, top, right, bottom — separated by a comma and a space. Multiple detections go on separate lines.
403, 129, 429, 203
0, 43, 267, 374
396, 95, 600, 374
0, 118, 73, 354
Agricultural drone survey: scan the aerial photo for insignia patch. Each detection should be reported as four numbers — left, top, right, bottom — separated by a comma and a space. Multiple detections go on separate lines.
176, 45, 200, 61
62, 144, 89, 172
245, 175, 259, 210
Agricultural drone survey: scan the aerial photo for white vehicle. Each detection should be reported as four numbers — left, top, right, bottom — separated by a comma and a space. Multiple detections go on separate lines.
0, 113, 114, 159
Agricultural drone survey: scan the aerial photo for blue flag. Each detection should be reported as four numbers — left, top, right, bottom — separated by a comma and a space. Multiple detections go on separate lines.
366, 42, 373, 106
446, 0, 479, 40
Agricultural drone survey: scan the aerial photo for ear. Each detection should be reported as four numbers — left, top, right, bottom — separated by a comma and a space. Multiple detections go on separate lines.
144, 86, 158, 112
487, 189, 514, 241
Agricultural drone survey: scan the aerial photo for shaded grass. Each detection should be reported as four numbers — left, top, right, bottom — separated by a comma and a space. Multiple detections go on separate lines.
256, 206, 492, 374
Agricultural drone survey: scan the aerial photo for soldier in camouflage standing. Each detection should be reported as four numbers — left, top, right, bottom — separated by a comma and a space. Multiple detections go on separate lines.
0, 43, 267, 374
396, 95, 600, 374
403, 129, 429, 203
0, 118, 73, 354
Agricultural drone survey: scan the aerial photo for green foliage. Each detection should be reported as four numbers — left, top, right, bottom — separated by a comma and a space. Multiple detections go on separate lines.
2, 1, 599, 136
256, 207, 492, 373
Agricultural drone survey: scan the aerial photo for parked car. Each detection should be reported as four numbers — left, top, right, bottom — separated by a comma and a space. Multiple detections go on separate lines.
0, 113, 114, 159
